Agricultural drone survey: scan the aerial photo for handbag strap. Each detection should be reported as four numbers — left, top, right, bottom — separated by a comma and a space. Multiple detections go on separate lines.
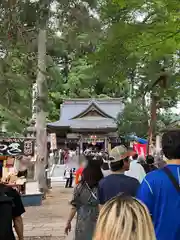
85, 182, 97, 200
163, 167, 180, 193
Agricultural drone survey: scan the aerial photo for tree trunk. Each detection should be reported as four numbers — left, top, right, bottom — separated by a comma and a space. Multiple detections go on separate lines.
147, 94, 157, 155
36, 29, 48, 194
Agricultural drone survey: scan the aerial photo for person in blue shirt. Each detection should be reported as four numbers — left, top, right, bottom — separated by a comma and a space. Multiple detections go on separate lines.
98, 145, 140, 206
137, 129, 180, 240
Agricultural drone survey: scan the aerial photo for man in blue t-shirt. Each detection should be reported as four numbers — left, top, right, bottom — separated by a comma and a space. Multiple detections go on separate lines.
137, 130, 180, 240
98, 146, 140, 206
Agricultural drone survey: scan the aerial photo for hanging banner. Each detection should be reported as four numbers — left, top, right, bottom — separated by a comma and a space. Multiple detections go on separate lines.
133, 143, 147, 157
50, 133, 57, 150
0, 138, 34, 156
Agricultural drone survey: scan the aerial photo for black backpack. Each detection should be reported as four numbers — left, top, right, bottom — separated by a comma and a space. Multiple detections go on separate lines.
0, 185, 14, 240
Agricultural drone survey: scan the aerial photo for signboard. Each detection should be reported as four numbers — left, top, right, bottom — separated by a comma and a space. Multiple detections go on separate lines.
133, 143, 147, 157
0, 138, 34, 156
50, 133, 57, 150
84, 136, 104, 144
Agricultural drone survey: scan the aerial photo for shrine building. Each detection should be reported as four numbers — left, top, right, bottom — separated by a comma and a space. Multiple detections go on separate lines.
47, 98, 124, 151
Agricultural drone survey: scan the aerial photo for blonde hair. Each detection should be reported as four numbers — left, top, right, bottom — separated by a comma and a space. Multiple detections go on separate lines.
94, 195, 156, 240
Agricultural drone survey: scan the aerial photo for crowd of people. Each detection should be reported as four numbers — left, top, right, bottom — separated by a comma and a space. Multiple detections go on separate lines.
0, 129, 179, 240
65, 129, 180, 240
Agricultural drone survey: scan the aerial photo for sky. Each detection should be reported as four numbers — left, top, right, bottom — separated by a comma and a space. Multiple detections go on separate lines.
171, 103, 180, 114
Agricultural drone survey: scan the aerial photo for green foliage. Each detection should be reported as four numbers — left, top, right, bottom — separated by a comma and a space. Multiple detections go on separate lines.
0, 0, 179, 136
95, 0, 180, 104
0, 0, 101, 132
117, 101, 149, 138
117, 101, 178, 137
93, 0, 180, 136
157, 110, 179, 127
0, 0, 39, 133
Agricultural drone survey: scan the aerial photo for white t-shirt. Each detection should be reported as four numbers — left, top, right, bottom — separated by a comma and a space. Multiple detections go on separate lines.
65, 169, 70, 178
125, 160, 146, 183
101, 169, 111, 177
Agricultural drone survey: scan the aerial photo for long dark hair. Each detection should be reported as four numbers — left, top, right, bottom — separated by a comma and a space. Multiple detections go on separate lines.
101, 152, 110, 170
82, 159, 103, 188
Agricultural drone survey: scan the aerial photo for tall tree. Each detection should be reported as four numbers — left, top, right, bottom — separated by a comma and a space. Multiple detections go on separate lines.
35, 0, 50, 193
0, 0, 102, 130
0, 0, 37, 132
95, 0, 180, 102
93, 0, 180, 138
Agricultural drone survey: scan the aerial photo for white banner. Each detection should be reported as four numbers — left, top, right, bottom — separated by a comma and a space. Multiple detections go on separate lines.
50, 133, 57, 150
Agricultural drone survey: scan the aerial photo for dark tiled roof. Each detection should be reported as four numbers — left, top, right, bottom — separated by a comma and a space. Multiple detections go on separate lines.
47, 98, 123, 130
70, 117, 117, 129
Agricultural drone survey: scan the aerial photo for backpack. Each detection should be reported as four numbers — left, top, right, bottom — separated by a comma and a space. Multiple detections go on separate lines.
0, 185, 14, 240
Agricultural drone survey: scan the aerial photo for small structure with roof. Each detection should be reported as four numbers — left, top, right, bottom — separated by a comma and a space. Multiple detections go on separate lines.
47, 98, 124, 151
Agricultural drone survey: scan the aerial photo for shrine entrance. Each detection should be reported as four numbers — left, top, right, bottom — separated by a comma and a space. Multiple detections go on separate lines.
47, 99, 123, 154
83, 142, 104, 151
82, 135, 105, 151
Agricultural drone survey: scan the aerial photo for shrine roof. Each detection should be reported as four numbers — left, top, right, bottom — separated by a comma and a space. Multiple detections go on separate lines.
47, 98, 124, 130
70, 117, 117, 129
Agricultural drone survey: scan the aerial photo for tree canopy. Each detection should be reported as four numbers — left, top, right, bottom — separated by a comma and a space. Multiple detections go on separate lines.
0, 0, 179, 137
